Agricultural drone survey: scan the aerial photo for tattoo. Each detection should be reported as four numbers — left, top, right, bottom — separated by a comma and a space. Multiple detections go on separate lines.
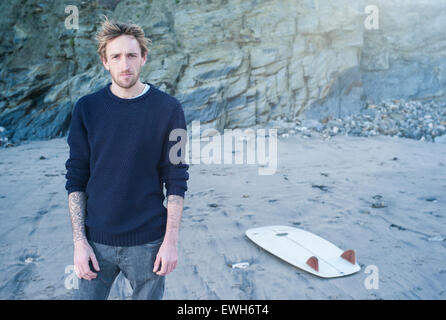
166, 195, 184, 237
68, 191, 87, 243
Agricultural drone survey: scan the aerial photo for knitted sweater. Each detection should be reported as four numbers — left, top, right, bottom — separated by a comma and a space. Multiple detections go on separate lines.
64, 82, 189, 246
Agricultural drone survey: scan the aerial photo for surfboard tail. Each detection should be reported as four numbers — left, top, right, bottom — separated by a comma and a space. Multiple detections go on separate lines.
306, 256, 319, 272
341, 249, 356, 264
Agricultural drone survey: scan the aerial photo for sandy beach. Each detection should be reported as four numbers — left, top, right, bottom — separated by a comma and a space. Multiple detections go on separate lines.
0, 132, 445, 299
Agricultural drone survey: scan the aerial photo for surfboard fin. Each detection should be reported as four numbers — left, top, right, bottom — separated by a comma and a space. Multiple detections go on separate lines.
306, 256, 319, 272
341, 249, 356, 264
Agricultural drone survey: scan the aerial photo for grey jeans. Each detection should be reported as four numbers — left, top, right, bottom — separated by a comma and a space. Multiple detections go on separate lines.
72, 236, 165, 300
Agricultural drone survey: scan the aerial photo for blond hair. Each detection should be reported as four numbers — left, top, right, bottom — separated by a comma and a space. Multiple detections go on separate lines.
95, 15, 151, 61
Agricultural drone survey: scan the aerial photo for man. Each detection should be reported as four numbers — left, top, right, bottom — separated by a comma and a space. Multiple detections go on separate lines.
64, 17, 189, 300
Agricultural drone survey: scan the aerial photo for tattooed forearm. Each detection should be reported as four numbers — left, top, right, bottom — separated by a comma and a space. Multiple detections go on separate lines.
68, 191, 87, 243
165, 195, 184, 242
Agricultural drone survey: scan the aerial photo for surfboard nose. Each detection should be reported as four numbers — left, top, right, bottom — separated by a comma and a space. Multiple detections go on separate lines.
341, 249, 356, 264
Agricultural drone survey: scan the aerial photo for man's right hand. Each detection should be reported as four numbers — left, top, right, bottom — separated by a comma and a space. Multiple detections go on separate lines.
74, 238, 100, 280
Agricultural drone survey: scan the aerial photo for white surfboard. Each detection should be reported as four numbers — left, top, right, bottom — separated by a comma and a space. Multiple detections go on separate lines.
245, 225, 361, 278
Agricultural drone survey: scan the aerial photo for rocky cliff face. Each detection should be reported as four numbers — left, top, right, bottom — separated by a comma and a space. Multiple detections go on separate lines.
1, 0, 445, 145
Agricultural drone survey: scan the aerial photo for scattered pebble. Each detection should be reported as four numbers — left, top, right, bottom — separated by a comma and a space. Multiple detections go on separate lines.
320, 172, 329, 177
24, 257, 34, 264
231, 262, 250, 269
312, 184, 329, 192
372, 201, 387, 208
426, 235, 445, 242
294, 99, 446, 142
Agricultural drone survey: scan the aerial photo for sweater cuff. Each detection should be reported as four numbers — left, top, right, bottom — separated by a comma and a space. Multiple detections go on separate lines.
67, 186, 86, 195
166, 186, 186, 198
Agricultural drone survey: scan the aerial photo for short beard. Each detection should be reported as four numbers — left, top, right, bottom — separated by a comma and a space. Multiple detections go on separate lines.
112, 70, 140, 89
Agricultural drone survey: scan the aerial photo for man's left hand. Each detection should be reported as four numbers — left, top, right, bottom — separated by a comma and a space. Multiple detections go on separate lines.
153, 240, 178, 276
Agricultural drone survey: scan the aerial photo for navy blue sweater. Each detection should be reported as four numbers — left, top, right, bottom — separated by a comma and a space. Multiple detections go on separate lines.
64, 82, 189, 246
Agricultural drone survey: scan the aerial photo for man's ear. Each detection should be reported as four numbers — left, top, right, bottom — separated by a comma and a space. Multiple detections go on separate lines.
101, 56, 109, 71
141, 52, 147, 66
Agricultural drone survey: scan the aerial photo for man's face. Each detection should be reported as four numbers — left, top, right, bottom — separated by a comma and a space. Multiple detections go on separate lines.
101, 35, 147, 88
